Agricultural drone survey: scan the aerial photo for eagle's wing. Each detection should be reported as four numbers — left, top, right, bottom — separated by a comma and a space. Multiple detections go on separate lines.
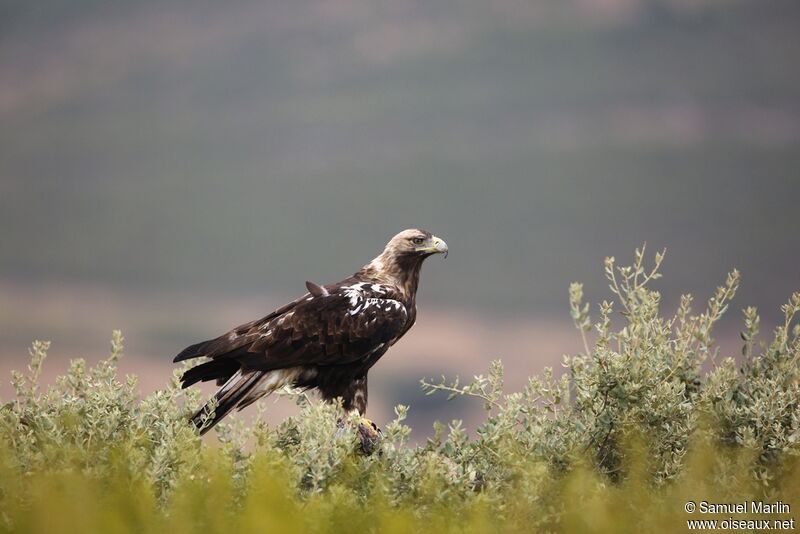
177, 282, 408, 434
175, 282, 408, 388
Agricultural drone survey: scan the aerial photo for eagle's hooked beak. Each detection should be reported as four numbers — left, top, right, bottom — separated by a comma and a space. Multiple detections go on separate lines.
415, 235, 448, 257
431, 236, 449, 258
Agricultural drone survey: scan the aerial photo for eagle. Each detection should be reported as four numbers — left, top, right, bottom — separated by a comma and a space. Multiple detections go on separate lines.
174, 229, 448, 435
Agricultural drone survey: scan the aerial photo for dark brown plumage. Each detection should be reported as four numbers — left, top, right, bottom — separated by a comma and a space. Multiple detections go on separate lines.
174, 229, 448, 434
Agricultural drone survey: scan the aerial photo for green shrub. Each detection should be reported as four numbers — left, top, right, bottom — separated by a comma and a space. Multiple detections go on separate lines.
1, 248, 798, 533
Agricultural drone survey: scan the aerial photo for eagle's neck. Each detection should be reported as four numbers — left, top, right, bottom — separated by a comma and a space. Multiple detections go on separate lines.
359, 252, 423, 305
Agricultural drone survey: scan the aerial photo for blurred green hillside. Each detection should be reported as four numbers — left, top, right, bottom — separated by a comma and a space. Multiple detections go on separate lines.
1, 0, 799, 318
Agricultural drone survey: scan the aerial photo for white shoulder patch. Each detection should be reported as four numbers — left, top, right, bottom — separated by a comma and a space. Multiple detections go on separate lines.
354, 298, 406, 318
343, 287, 362, 307
341, 283, 405, 319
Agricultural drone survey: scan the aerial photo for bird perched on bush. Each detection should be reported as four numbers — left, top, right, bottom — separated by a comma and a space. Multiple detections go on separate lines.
173, 229, 448, 436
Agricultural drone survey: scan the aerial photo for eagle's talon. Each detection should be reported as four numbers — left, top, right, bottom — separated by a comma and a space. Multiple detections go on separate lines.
359, 417, 380, 433
356, 418, 382, 455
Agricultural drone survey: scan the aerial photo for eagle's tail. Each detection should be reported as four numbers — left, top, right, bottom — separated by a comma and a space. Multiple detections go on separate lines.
180, 358, 240, 388
190, 369, 265, 435
174, 338, 216, 363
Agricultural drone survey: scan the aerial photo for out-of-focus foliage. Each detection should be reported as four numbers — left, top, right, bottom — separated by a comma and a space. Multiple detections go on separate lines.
1, 250, 798, 533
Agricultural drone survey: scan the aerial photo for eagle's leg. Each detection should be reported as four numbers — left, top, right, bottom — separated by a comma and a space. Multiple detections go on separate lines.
338, 376, 382, 455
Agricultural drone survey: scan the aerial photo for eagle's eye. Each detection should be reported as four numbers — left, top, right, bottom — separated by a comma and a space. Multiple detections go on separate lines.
411, 237, 425, 245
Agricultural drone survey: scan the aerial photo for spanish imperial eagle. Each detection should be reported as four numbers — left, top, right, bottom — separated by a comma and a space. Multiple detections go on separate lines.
174, 229, 448, 434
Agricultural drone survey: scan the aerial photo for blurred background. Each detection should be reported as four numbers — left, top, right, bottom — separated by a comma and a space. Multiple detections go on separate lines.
1, 0, 798, 440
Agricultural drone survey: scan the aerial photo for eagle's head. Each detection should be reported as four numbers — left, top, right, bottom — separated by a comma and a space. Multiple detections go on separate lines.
361, 229, 448, 293
384, 228, 449, 259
